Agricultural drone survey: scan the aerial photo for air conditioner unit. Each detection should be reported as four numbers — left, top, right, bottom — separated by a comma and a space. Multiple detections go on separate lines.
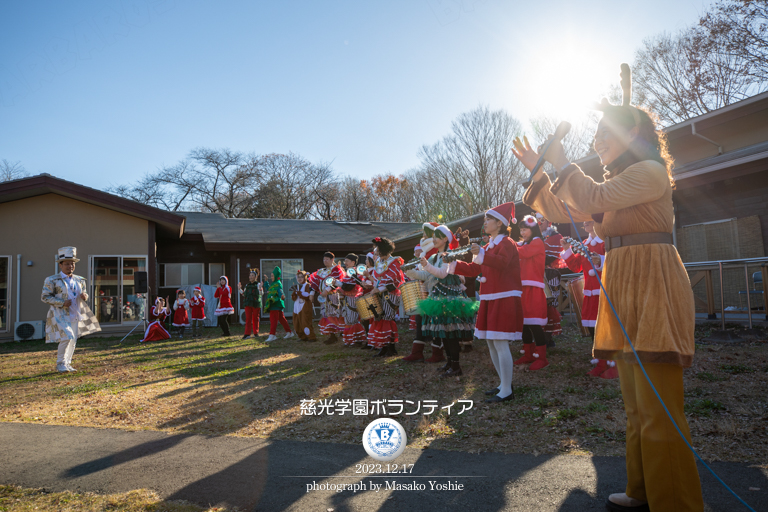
239, 309, 246, 324
14, 321, 44, 341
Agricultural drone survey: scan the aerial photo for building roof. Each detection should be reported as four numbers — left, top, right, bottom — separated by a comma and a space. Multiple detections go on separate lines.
0, 173, 186, 237
179, 211, 423, 251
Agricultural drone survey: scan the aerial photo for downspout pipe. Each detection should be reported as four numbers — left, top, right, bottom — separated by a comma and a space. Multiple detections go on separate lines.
691, 122, 722, 155
16, 254, 21, 326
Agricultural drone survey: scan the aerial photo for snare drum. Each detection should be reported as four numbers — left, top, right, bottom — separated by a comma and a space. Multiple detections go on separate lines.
356, 293, 383, 320
401, 280, 427, 316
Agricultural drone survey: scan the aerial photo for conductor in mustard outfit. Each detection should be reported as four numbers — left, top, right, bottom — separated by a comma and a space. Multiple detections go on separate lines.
512, 65, 703, 512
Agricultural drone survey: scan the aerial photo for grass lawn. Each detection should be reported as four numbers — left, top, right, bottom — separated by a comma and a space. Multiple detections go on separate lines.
0, 485, 235, 512
1, 320, 766, 463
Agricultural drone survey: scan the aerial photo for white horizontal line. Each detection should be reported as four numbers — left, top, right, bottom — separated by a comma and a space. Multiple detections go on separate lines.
280, 475, 486, 478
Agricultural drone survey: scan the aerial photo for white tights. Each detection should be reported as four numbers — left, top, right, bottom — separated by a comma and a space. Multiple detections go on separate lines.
486, 339, 514, 398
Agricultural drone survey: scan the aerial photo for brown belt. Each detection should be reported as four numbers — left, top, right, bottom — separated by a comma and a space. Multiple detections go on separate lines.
604, 232, 674, 252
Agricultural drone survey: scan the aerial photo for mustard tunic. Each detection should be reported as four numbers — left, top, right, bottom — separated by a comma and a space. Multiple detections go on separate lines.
524, 160, 695, 366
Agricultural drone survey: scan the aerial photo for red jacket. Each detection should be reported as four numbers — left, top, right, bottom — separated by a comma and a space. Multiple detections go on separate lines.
517, 237, 546, 289
563, 235, 605, 295
189, 295, 206, 319
451, 235, 522, 300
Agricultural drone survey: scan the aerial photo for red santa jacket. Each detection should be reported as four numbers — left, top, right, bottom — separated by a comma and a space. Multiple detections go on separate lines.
450, 235, 522, 300
563, 234, 605, 296
517, 237, 546, 289
150, 306, 170, 322
189, 295, 206, 319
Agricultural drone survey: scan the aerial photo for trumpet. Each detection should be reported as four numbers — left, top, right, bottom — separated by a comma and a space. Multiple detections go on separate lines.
441, 238, 484, 263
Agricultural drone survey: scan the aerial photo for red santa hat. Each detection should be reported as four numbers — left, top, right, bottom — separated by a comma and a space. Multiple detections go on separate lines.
486, 202, 516, 226
414, 244, 421, 255
422, 221, 439, 233
435, 225, 459, 250
194, 286, 202, 292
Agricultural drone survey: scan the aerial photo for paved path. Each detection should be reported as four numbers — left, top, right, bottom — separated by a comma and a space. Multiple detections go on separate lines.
0, 423, 764, 511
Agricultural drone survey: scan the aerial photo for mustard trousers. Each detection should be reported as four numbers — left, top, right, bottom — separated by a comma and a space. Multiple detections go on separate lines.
617, 359, 704, 512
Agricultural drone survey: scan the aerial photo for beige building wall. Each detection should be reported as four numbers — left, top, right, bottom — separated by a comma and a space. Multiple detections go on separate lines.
0, 193, 148, 334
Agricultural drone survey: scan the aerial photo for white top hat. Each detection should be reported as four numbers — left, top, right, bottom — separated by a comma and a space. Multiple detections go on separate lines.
56, 246, 80, 263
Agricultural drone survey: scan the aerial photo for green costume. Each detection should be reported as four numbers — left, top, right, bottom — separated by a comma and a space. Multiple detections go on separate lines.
264, 267, 285, 312
418, 254, 478, 340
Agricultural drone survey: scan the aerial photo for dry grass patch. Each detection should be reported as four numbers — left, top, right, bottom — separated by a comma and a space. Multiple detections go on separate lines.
0, 485, 236, 511
0, 322, 766, 463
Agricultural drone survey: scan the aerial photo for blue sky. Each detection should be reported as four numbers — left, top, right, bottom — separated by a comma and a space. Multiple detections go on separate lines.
1, 0, 713, 190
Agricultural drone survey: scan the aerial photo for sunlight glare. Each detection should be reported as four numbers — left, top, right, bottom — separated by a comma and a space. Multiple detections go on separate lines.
521, 41, 616, 124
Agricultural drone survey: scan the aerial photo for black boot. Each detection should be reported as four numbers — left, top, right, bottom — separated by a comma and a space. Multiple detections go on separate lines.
323, 332, 338, 345
439, 356, 451, 372
442, 360, 463, 377
374, 345, 389, 357
388, 344, 398, 356
545, 333, 556, 348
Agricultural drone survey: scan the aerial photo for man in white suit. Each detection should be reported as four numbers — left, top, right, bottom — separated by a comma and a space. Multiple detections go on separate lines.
41, 247, 101, 372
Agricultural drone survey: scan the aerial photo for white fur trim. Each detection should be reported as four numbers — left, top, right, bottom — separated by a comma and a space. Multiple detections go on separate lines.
522, 215, 537, 227
474, 329, 523, 341
473, 247, 485, 265
608, 360, 616, 367
562, 247, 574, 259
581, 319, 597, 327
413, 340, 426, 345
583, 289, 600, 296
486, 209, 509, 226
532, 352, 540, 358
478, 277, 487, 283
590, 358, 599, 365
588, 269, 596, 277
521, 280, 544, 288
435, 225, 453, 242
523, 318, 548, 326
478, 290, 522, 300
520, 349, 526, 354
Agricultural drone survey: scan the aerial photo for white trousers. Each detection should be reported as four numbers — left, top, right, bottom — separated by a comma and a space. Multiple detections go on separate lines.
56, 323, 79, 365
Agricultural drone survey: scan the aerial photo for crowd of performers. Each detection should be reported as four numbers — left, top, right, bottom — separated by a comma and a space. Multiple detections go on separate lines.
137, 213, 614, 384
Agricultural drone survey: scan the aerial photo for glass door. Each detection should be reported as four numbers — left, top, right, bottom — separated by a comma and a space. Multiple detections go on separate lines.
261, 259, 303, 317
122, 258, 147, 324
91, 256, 147, 325
93, 257, 120, 325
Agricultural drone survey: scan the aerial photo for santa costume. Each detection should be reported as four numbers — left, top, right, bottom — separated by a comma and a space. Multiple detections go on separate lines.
514, 215, 550, 370
448, 202, 524, 401
172, 289, 190, 338
214, 276, 235, 336
563, 233, 617, 379
141, 299, 171, 342
189, 286, 206, 338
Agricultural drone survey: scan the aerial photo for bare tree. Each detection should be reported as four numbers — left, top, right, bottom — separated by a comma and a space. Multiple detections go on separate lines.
700, 0, 768, 82
408, 105, 527, 223
631, 27, 765, 124
0, 159, 29, 182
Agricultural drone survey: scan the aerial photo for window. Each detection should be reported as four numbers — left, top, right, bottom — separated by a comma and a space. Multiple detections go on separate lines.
0, 256, 10, 332
161, 263, 205, 287
209, 263, 226, 286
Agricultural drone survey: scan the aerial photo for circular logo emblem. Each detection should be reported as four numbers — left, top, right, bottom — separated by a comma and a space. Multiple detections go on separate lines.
362, 417, 407, 461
